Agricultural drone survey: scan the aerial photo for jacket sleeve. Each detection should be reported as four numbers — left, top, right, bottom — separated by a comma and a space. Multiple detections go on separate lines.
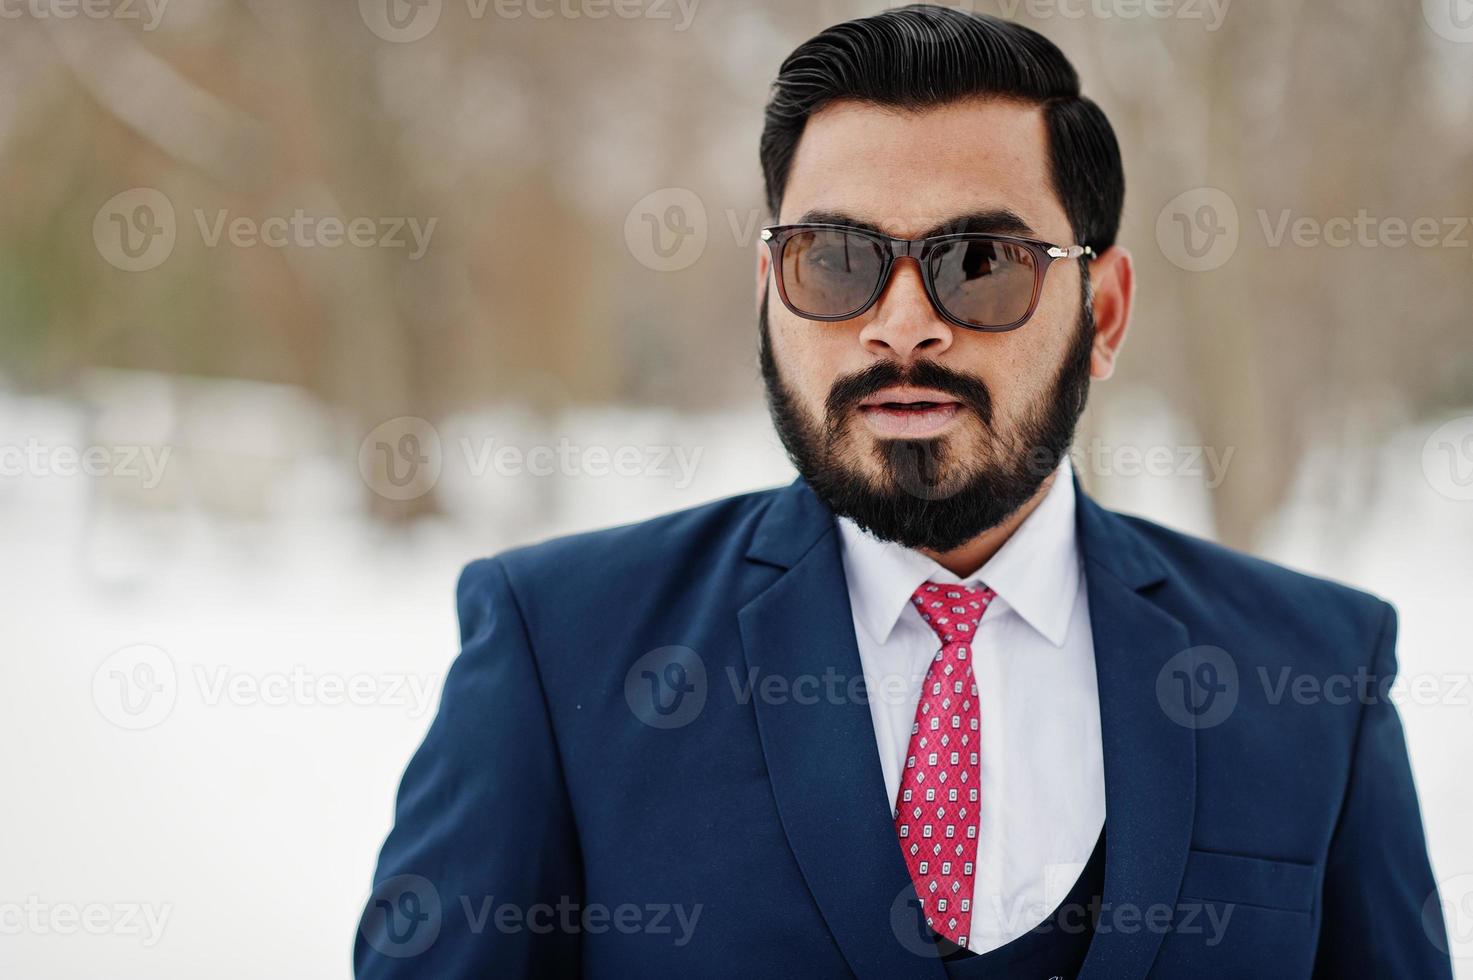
1311, 600, 1452, 979
355, 558, 583, 979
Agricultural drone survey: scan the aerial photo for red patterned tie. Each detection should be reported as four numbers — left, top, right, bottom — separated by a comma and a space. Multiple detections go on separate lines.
894, 581, 997, 948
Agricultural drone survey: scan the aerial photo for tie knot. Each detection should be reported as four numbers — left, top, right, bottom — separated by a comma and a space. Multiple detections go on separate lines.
910, 581, 997, 646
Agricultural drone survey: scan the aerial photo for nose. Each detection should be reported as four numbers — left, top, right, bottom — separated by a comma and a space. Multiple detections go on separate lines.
857, 256, 955, 360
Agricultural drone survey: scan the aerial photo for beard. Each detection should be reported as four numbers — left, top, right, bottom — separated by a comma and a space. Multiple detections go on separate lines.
758, 286, 1094, 553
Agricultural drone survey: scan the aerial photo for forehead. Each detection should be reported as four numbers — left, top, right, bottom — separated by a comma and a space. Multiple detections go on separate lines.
778, 97, 1067, 240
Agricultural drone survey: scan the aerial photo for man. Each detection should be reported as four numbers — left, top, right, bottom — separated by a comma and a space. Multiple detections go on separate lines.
357, 7, 1452, 978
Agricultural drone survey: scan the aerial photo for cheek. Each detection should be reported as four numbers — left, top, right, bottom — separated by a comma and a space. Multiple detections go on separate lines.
988, 295, 1078, 399
954, 330, 1041, 391
771, 313, 852, 411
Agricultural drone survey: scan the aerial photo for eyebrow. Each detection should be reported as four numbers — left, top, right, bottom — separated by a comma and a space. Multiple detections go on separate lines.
791, 207, 1039, 240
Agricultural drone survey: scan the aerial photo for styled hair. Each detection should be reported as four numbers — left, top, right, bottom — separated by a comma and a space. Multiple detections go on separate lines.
759, 4, 1124, 252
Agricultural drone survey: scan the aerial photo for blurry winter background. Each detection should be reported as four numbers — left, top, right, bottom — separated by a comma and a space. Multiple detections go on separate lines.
2, 0, 1472, 976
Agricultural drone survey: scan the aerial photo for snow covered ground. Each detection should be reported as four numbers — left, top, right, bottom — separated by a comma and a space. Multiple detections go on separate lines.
2, 375, 1469, 977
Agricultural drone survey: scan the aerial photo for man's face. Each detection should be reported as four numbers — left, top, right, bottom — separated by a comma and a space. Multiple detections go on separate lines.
758, 97, 1096, 552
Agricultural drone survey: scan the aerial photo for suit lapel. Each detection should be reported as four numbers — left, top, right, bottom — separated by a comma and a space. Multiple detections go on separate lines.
739, 480, 949, 980
1074, 486, 1197, 980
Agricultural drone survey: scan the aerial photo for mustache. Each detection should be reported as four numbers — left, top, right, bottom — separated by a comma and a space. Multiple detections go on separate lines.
825, 359, 993, 428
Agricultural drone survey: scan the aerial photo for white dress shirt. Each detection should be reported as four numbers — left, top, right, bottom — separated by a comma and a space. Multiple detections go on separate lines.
836, 457, 1106, 955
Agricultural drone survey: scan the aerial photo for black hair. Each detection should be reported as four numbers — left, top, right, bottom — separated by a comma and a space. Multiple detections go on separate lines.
759, 4, 1124, 252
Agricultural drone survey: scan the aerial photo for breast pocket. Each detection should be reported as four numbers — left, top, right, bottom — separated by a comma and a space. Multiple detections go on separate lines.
1177, 848, 1318, 913
1150, 849, 1321, 978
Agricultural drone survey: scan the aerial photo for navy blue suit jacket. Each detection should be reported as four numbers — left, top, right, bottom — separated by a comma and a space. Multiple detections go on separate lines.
356, 476, 1452, 979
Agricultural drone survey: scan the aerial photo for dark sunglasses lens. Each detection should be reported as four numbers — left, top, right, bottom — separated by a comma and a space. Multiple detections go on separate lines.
928, 239, 1038, 328
780, 229, 886, 318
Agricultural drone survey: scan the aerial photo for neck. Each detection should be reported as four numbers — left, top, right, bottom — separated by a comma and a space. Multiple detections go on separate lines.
919, 469, 1058, 577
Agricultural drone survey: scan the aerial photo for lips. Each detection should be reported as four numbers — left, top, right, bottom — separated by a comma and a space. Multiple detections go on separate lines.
857, 387, 966, 438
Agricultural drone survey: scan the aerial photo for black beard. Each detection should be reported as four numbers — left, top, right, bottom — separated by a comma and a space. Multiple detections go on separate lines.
758, 287, 1093, 553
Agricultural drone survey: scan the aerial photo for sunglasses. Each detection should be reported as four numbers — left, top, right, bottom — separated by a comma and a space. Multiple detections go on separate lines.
761, 223, 1095, 332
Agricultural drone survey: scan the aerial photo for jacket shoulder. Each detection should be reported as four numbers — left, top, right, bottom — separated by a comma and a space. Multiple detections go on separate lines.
1104, 508, 1394, 651
460, 483, 788, 595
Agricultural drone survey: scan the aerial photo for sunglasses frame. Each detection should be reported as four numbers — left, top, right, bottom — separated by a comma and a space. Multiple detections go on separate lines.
761, 223, 1096, 333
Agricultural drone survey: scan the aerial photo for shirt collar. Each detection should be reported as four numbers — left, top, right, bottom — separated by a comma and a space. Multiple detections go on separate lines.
836, 456, 1081, 648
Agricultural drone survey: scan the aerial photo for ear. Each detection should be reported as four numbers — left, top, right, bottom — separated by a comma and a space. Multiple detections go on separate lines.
755, 238, 771, 311
1086, 244, 1133, 381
